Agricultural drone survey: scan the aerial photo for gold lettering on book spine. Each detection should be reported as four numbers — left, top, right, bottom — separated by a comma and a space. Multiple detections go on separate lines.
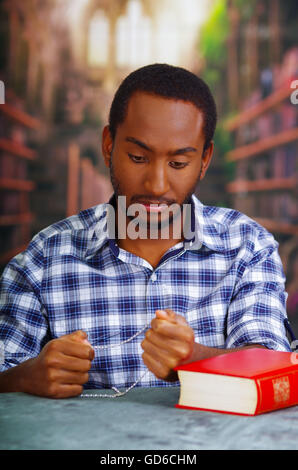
272, 376, 290, 404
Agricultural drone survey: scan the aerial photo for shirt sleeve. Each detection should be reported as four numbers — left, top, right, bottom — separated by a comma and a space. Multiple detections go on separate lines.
225, 230, 292, 352
0, 234, 50, 372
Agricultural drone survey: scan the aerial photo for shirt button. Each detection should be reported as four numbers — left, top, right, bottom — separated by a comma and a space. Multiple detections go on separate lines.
151, 273, 157, 282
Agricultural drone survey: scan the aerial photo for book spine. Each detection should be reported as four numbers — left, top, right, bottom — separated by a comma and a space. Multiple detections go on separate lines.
254, 369, 298, 415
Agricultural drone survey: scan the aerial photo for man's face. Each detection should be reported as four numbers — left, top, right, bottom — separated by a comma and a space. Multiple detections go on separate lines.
102, 92, 213, 230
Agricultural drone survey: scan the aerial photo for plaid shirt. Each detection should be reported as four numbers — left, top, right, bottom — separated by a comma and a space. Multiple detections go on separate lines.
0, 194, 291, 390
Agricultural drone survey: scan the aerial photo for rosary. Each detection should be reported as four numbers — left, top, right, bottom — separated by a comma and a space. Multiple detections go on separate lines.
79, 321, 150, 399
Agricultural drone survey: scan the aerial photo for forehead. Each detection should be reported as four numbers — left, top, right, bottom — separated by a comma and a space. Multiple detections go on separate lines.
118, 92, 205, 144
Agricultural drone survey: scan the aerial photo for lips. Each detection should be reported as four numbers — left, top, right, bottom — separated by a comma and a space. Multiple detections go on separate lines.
132, 200, 169, 213
133, 198, 171, 206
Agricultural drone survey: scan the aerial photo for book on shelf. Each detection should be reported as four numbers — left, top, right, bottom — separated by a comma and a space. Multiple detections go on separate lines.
0, 153, 28, 180
285, 144, 296, 177
0, 191, 20, 215
272, 148, 285, 178
257, 114, 273, 139
280, 103, 298, 131
175, 348, 298, 416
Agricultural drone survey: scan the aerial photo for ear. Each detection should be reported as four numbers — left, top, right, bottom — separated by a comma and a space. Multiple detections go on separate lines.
198, 141, 214, 181
101, 125, 114, 168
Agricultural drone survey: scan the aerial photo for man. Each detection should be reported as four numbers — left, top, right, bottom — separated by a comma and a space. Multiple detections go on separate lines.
0, 64, 291, 398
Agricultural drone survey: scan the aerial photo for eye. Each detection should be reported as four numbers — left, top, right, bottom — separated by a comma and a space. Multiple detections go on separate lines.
169, 161, 189, 169
128, 154, 147, 163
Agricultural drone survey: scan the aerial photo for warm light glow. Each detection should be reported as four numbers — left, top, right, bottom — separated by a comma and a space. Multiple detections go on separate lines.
114, 0, 214, 68
65, 0, 90, 23
88, 10, 109, 66
67, 0, 215, 69
154, 0, 213, 67
116, 0, 152, 67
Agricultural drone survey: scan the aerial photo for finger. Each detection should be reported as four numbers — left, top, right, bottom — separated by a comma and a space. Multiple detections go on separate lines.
150, 318, 194, 342
62, 341, 94, 361
155, 310, 187, 325
70, 330, 93, 347
46, 351, 92, 372
48, 338, 94, 361
60, 330, 87, 341
50, 368, 90, 386
141, 335, 181, 370
155, 309, 175, 321
143, 329, 192, 361
46, 383, 84, 399
59, 330, 93, 348
142, 351, 171, 380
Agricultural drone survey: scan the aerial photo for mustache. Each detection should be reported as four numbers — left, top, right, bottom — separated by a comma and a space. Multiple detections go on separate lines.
130, 195, 177, 205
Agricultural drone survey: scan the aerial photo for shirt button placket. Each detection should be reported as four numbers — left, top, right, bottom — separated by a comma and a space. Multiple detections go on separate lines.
146, 271, 159, 326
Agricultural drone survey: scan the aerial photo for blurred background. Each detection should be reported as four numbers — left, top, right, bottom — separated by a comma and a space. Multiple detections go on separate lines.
0, 0, 297, 328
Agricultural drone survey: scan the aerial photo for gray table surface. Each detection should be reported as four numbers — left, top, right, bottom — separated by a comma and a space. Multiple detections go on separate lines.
0, 386, 298, 450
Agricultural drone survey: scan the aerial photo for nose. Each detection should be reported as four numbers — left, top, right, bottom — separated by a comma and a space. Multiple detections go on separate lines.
143, 161, 170, 196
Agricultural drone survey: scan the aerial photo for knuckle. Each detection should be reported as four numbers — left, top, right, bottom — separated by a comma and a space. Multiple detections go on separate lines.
179, 345, 191, 360
141, 339, 149, 351
185, 328, 194, 343
142, 351, 151, 367
159, 364, 171, 380
81, 359, 92, 371
46, 367, 57, 383
47, 354, 60, 368
47, 382, 59, 397
43, 353, 53, 369
44, 351, 60, 370
82, 373, 89, 384
47, 340, 59, 353
154, 320, 163, 333
74, 385, 83, 396
145, 329, 152, 339
167, 356, 179, 370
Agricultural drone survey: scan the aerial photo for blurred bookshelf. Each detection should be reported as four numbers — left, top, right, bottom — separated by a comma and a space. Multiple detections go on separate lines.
224, 48, 298, 239
0, 93, 40, 268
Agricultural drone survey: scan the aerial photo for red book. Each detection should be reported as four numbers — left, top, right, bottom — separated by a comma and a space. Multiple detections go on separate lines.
174, 348, 298, 416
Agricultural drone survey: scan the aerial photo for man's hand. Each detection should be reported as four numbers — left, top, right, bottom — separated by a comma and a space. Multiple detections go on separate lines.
141, 309, 195, 382
16, 330, 94, 398
141, 309, 268, 383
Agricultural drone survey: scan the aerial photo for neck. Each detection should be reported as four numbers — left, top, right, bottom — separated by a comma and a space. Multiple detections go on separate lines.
115, 210, 186, 268
117, 236, 183, 269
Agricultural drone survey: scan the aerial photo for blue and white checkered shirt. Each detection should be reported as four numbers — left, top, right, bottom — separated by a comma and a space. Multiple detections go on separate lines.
0, 194, 291, 389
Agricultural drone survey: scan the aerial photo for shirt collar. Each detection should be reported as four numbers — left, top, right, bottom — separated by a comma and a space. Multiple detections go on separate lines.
85, 193, 226, 260
190, 195, 226, 253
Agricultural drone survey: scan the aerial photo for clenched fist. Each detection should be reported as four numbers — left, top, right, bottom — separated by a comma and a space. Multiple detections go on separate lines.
141, 309, 195, 382
12, 330, 94, 398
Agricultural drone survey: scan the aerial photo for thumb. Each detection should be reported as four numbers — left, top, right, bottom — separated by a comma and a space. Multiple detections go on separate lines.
71, 330, 92, 346
155, 309, 176, 322
155, 309, 187, 325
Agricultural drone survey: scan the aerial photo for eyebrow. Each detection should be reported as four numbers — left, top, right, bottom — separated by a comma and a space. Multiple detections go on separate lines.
126, 137, 152, 152
125, 136, 198, 155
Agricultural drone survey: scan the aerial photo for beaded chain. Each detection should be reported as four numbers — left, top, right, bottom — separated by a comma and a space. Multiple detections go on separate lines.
80, 322, 150, 398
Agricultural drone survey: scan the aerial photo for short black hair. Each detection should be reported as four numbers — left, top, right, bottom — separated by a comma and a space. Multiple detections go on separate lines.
108, 63, 217, 152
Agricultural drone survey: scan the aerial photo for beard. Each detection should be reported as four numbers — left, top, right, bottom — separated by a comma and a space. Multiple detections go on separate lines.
109, 155, 202, 238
